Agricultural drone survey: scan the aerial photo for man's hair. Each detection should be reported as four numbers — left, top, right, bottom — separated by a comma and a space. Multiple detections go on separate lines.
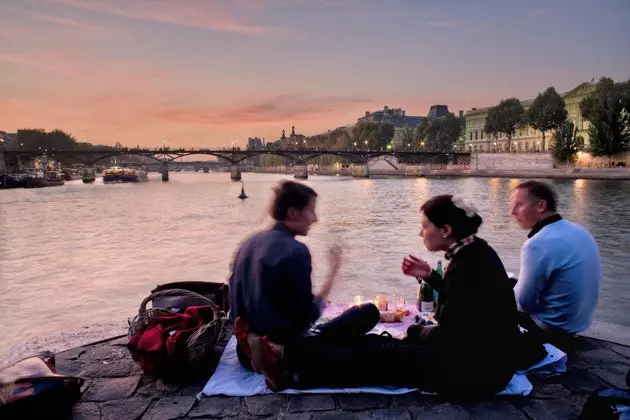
516, 180, 558, 212
269, 180, 317, 220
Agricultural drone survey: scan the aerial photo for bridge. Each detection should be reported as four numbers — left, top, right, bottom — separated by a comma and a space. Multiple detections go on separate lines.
1, 147, 471, 180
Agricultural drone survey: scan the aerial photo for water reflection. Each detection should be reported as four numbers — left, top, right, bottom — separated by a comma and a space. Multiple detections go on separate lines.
0, 174, 629, 355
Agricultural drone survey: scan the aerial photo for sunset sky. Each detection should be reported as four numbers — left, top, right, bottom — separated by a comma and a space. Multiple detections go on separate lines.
1, 0, 629, 148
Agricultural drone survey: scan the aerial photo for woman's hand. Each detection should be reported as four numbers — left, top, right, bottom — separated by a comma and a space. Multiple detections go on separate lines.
401, 255, 432, 279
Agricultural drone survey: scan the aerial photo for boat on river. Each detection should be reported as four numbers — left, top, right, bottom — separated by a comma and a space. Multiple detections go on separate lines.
23, 170, 65, 188
0, 173, 28, 189
102, 167, 148, 183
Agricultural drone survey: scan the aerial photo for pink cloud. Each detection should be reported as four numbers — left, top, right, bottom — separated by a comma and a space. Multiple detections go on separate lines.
47, 0, 277, 34
31, 12, 111, 33
0, 51, 77, 76
156, 94, 372, 126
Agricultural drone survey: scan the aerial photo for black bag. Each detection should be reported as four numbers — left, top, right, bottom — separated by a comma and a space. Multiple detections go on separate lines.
151, 281, 230, 313
579, 387, 630, 419
0, 352, 84, 420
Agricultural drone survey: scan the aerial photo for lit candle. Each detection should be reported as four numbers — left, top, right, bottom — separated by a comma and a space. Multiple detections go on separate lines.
354, 295, 364, 306
376, 295, 388, 311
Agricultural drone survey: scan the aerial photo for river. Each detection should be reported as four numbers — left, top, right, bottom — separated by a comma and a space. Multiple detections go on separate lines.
1, 173, 628, 363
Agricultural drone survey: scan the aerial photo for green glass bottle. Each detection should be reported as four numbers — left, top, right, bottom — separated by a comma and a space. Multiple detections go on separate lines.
420, 281, 434, 313
433, 260, 443, 305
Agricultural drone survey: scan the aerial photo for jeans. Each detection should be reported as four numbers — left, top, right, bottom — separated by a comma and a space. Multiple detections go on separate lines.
236, 303, 381, 371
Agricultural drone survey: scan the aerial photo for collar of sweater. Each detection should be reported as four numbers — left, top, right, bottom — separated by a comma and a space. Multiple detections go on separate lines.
527, 214, 563, 238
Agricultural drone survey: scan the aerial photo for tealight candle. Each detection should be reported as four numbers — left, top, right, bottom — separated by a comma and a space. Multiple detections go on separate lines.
375, 295, 388, 311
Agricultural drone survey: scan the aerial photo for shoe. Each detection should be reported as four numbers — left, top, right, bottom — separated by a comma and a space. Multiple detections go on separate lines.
251, 335, 296, 392
234, 317, 262, 374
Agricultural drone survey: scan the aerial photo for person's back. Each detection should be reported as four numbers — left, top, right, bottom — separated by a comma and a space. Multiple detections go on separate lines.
511, 180, 601, 336
230, 223, 321, 342
517, 218, 601, 333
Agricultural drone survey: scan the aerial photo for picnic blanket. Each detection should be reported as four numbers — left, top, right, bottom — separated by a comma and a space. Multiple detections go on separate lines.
200, 304, 567, 398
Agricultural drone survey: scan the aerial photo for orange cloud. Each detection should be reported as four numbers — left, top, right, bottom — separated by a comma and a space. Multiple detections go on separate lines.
47, 0, 277, 34
156, 94, 372, 126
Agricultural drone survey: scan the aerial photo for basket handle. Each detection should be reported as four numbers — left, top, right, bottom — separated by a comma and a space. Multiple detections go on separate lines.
138, 288, 217, 314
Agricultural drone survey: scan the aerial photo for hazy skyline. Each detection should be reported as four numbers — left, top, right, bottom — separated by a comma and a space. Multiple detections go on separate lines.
1, 0, 629, 148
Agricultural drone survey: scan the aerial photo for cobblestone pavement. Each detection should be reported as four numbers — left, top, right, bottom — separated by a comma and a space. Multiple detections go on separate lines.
62, 325, 630, 420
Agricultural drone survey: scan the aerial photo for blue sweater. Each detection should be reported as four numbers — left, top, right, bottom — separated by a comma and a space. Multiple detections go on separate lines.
514, 218, 601, 334
228, 223, 323, 343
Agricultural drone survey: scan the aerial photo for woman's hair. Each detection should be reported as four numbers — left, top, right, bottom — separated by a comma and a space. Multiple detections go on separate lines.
420, 195, 483, 240
269, 180, 317, 220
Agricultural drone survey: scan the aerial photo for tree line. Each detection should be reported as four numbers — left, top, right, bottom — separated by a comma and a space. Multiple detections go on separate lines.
483, 77, 630, 163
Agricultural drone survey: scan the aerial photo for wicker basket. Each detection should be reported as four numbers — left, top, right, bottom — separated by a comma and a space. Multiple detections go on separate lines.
128, 289, 227, 365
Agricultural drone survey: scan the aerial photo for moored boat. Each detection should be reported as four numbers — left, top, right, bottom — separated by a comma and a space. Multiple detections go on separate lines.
0, 173, 27, 189
23, 171, 65, 188
82, 168, 96, 183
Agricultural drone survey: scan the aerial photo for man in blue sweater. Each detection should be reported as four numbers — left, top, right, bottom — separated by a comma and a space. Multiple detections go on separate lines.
511, 181, 601, 348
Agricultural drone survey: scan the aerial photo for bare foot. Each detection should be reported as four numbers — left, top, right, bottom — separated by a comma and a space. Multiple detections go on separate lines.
268, 342, 283, 357
246, 332, 264, 374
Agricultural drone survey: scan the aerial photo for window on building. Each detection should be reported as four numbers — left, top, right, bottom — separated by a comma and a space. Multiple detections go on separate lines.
481, 131, 484, 139
475, 131, 478, 140
470, 131, 473, 141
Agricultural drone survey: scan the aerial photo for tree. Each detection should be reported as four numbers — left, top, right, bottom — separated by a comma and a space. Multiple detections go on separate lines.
580, 77, 630, 164
352, 122, 394, 150
550, 120, 582, 163
526, 87, 568, 151
424, 114, 463, 152
399, 126, 416, 149
484, 98, 524, 151
416, 119, 429, 148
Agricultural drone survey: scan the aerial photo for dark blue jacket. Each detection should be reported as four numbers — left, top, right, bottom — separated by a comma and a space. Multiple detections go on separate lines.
229, 223, 323, 343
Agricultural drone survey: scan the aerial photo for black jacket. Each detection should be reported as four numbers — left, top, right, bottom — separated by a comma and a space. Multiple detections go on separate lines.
421, 237, 522, 395
229, 223, 322, 343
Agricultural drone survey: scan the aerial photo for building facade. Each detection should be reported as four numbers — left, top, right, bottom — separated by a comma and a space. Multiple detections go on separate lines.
357, 106, 425, 127
0, 131, 19, 172
246, 137, 264, 150
463, 82, 595, 153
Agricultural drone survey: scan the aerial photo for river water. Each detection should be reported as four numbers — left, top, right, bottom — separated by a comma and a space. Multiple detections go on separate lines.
1, 173, 629, 362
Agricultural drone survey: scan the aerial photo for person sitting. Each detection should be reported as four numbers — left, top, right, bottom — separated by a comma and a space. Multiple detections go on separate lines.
229, 180, 379, 378
510, 180, 601, 352
249, 195, 528, 398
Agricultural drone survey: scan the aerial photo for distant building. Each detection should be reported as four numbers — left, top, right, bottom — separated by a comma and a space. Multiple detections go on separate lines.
464, 82, 595, 153
357, 106, 425, 128
247, 137, 264, 150
0, 131, 18, 149
0, 131, 19, 172
277, 126, 306, 147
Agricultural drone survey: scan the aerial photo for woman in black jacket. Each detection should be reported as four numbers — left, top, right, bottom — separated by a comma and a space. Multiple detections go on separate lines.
250, 195, 528, 398
400, 194, 523, 396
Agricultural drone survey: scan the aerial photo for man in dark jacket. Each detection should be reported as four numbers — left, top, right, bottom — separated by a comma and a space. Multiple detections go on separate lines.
229, 180, 341, 369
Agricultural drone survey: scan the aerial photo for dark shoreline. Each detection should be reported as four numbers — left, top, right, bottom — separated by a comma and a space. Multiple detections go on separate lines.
251, 168, 630, 181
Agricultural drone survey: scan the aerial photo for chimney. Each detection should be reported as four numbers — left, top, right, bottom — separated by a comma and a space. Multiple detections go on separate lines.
365, 111, 370, 116
471, 107, 477, 111
402, 110, 406, 116
384, 106, 389, 112
459, 110, 464, 118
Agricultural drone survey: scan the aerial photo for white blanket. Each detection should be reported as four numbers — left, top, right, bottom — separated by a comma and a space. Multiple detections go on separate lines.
200, 336, 567, 398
